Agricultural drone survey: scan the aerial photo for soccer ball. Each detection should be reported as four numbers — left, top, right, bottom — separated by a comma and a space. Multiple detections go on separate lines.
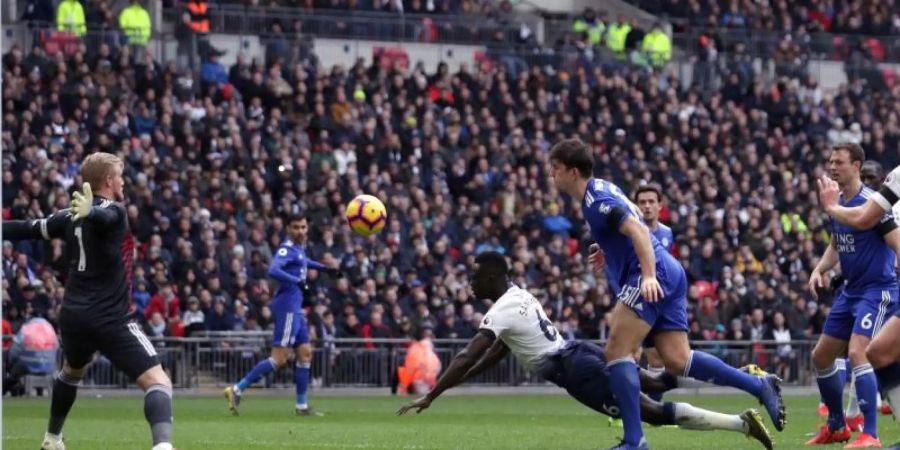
345, 194, 387, 237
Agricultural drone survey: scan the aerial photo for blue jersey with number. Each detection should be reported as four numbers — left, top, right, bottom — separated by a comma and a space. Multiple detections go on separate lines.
269, 240, 326, 314
581, 178, 668, 295
831, 186, 898, 295
651, 223, 674, 252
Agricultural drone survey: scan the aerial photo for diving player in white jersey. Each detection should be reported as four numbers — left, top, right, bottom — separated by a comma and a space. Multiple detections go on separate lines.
397, 251, 774, 450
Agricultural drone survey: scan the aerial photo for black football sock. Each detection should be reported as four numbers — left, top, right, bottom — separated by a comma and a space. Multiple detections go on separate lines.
47, 372, 81, 435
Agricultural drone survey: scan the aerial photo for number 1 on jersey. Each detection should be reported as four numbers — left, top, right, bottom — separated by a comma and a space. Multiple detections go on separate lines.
74, 225, 86, 271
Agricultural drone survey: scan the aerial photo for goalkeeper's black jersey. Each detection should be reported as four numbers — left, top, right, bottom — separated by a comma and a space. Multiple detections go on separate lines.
3, 197, 132, 327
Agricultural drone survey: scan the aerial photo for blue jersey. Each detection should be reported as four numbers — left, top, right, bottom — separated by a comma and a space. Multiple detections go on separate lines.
269, 240, 327, 314
831, 186, 899, 295
651, 223, 674, 252
581, 178, 668, 295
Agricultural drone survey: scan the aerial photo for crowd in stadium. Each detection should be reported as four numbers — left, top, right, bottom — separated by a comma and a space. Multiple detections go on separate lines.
634, 0, 900, 35
3, 0, 900, 383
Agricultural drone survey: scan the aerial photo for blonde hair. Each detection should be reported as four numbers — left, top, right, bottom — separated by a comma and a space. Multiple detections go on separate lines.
81, 153, 123, 191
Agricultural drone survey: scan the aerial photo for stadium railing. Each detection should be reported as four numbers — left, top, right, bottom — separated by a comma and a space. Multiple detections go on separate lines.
2, 334, 817, 390
3, 22, 179, 64
161, 5, 540, 47
5, 18, 894, 94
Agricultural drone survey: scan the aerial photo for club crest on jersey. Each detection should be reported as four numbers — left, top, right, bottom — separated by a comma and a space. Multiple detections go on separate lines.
482, 316, 492, 327
599, 203, 611, 214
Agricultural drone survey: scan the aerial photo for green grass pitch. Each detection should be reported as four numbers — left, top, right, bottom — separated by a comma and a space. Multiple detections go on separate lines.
4, 393, 900, 449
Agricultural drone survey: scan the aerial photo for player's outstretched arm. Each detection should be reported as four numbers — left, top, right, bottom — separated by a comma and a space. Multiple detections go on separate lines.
268, 251, 303, 285
461, 339, 510, 383
619, 216, 663, 302
818, 176, 888, 229
396, 332, 495, 415
306, 258, 343, 277
69, 183, 125, 227
2, 210, 70, 241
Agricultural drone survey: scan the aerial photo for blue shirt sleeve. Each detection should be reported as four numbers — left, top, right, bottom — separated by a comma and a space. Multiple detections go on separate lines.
306, 258, 327, 271
589, 193, 632, 233
268, 246, 301, 285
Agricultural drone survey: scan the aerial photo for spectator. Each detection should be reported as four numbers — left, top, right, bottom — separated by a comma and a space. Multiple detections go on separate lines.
2, 318, 12, 350
133, 279, 151, 317
146, 312, 171, 339
119, 0, 152, 46
22, 0, 55, 26
56, 0, 86, 36
765, 311, 795, 380
4, 317, 58, 396
205, 300, 234, 331
642, 22, 671, 67
145, 283, 181, 322
182, 296, 205, 336
748, 308, 768, 342
396, 327, 441, 395
361, 310, 392, 348
696, 295, 720, 336
571, 7, 605, 47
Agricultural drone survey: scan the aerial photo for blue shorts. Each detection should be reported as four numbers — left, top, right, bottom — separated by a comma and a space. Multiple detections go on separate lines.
615, 256, 689, 347
823, 287, 898, 341
537, 341, 621, 418
272, 312, 309, 347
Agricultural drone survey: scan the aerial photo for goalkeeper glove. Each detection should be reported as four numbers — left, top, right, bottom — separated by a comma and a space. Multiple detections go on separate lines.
829, 275, 845, 294
70, 182, 94, 222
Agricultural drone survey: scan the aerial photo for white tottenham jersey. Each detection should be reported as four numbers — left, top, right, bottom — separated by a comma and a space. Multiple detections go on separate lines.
479, 285, 565, 372
874, 166, 900, 213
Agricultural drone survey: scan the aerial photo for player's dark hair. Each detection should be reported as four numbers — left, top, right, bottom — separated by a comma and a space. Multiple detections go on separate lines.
549, 139, 593, 178
862, 160, 885, 178
286, 213, 307, 225
832, 143, 865, 165
635, 183, 664, 202
475, 251, 509, 278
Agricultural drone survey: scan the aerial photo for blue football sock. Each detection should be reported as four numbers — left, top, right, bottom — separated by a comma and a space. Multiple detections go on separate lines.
684, 350, 762, 397
853, 364, 879, 437
295, 362, 311, 407
608, 358, 644, 446
236, 357, 278, 392
837, 358, 848, 390
817, 362, 847, 431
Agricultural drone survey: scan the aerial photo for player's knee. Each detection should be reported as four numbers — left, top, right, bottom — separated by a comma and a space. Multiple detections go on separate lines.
847, 343, 869, 367
271, 353, 289, 368
297, 346, 313, 363
661, 354, 687, 375
811, 346, 836, 370
137, 365, 172, 390
63, 361, 87, 379
605, 337, 633, 360
646, 350, 664, 368
655, 347, 688, 375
